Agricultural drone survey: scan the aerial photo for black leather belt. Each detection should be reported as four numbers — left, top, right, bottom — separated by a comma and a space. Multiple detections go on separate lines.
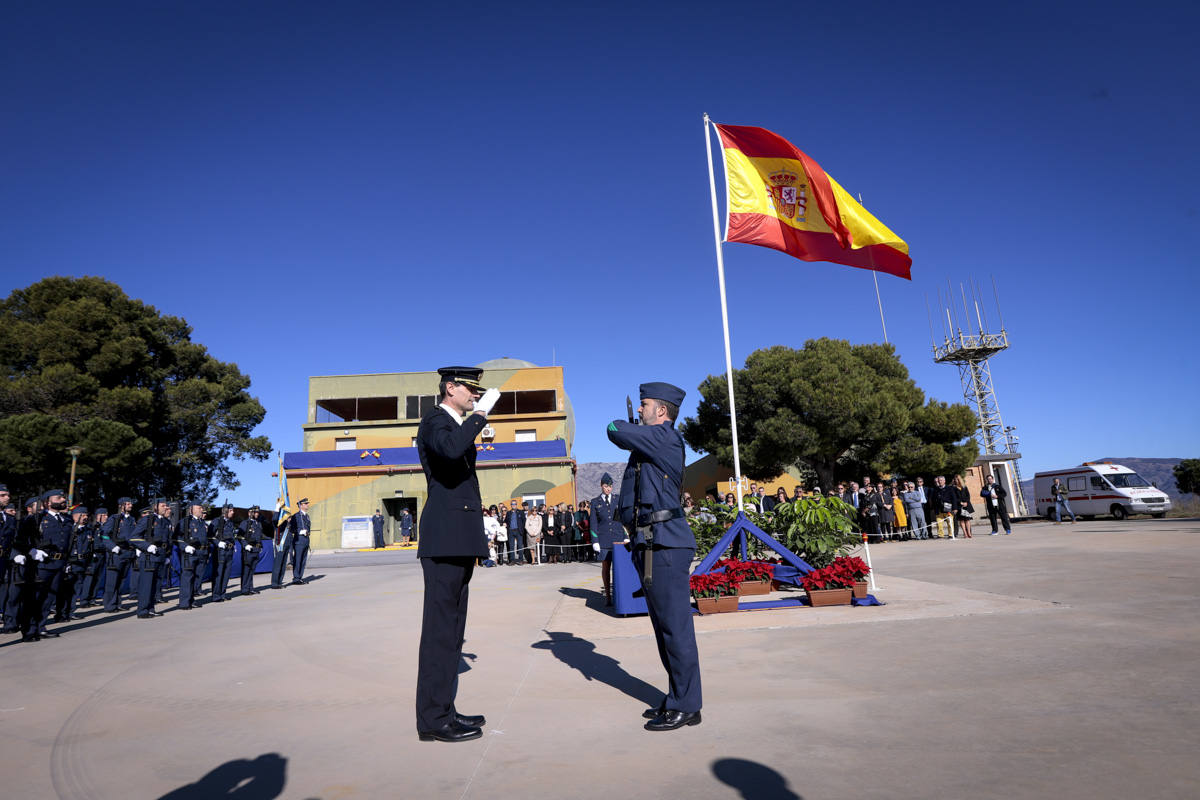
636, 507, 685, 528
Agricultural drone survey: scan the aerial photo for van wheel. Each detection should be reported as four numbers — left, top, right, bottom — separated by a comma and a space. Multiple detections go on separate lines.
1151, 513, 1165, 519
1110, 505, 1127, 521
1044, 508, 1056, 521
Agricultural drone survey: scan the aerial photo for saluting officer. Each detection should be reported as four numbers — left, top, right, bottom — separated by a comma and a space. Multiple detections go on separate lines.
608, 382, 703, 731
589, 472, 624, 606
237, 505, 264, 595
25, 489, 75, 639
100, 498, 138, 613
131, 498, 173, 618
177, 501, 210, 610
210, 503, 238, 602
414, 366, 501, 743
78, 506, 107, 607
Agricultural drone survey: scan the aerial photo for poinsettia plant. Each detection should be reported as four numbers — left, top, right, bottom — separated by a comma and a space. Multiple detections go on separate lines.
714, 558, 775, 583
689, 571, 742, 599
799, 559, 860, 592
831, 555, 870, 582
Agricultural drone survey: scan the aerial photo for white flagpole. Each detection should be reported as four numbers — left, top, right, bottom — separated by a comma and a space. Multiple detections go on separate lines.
703, 114, 744, 507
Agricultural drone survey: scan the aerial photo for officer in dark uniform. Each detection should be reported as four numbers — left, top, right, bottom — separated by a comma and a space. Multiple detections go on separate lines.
414, 366, 500, 743
26, 489, 75, 639
0, 483, 14, 630
608, 382, 703, 731
56, 505, 90, 621
237, 505, 264, 595
5, 496, 40, 635
210, 503, 238, 601
130, 498, 173, 618
78, 506, 107, 607
286, 498, 313, 585
371, 509, 386, 549
177, 501, 210, 610
100, 498, 137, 612
589, 472, 624, 605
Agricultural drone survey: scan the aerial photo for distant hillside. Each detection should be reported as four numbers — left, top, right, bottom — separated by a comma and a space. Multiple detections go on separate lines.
576, 462, 626, 498
1020, 457, 1189, 501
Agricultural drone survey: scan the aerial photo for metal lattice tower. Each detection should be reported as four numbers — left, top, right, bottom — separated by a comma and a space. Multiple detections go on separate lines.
929, 280, 1028, 516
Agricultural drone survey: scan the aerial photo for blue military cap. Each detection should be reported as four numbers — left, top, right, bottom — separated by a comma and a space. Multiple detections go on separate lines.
222, 502, 233, 510
639, 382, 686, 407
0, 483, 7, 491
151, 497, 168, 507
188, 499, 205, 507
94, 507, 109, 515
43, 488, 66, 501
601, 472, 614, 486
25, 496, 39, 508
297, 497, 310, 505
248, 504, 260, 512
436, 366, 484, 391
71, 505, 88, 515
117, 496, 135, 506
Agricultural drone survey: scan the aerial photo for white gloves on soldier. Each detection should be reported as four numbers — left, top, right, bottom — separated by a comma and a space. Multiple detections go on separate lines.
147, 544, 158, 555
218, 541, 228, 549
184, 545, 196, 554
474, 387, 501, 416
275, 499, 285, 512
31, 549, 47, 562
14, 554, 26, 565
111, 546, 121, 554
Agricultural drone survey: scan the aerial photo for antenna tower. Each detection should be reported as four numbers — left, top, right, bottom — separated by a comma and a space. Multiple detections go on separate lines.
929, 278, 1028, 516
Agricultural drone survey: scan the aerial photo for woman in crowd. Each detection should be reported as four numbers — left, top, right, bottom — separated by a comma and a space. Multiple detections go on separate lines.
482, 506, 502, 564
541, 504, 558, 563
723, 492, 737, 508
774, 487, 789, 509
862, 484, 886, 542
952, 475, 974, 538
524, 505, 543, 564
879, 481, 896, 538
682, 493, 695, 516
561, 503, 577, 563
575, 500, 592, 561
889, 479, 907, 538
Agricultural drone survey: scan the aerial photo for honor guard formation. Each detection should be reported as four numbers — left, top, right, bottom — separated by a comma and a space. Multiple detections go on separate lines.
0, 482, 312, 643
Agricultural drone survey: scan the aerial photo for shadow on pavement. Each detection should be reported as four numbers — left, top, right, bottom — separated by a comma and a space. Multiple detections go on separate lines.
156, 752, 289, 800
531, 630, 661, 708
712, 758, 803, 800
557, 585, 618, 616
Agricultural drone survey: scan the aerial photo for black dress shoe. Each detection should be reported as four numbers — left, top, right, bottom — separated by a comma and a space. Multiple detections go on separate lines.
2, 626, 20, 634
418, 721, 482, 743
454, 712, 486, 727
22, 634, 41, 642
40, 630, 61, 638
137, 613, 154, 619
642, 706, 666, 720
644, 710, 702, 731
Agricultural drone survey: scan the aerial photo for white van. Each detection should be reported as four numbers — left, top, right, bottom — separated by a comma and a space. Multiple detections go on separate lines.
1033, 462, 1172, 520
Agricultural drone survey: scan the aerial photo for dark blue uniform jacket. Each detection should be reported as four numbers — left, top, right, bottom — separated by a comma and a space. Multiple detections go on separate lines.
607, 419, 695, 549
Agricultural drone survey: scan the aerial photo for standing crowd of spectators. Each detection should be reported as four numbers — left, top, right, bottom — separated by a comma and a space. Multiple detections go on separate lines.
480, 501, 595, 566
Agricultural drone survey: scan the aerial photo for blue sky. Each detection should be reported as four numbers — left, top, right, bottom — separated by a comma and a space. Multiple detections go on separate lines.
3, 1, 1198, 505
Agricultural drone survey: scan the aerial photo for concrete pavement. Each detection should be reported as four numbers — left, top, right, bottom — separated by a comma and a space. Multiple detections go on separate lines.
2, 518, 1198, 799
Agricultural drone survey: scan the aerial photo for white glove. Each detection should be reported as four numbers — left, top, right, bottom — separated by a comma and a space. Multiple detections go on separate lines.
111, 546, 121, 554
147, 544, 158, 555
275, 499, 285, 512
218, 541, 228, 549
13, 554, 26, 565
184, 545, 196, 554
474, 387, 501, 416
31, 549, 47, 562
592, 542, 600, 552
245, 544, 254, 551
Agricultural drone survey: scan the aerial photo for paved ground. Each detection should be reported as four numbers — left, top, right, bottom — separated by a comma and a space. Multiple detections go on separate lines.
3, 518, 1199, 800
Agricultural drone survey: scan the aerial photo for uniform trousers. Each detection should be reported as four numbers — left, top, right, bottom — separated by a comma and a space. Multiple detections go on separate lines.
57, 567, 79, 618
213, 550, 234, 599
240, 546, 259, 592
103, 555, 132, 611
137, 556, 163, 614
292, 535, 310, 581
270, 539, 291, 587
34, 564, 64, 632
631, 544, 702, 713
178, 553, 204, 608
79, 555, 104, 604
192, 549, 208, 597
415, 556, 475, 731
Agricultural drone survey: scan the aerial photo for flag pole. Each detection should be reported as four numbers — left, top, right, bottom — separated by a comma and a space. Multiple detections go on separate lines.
859, 192, 889, 344
703, 114, 745, 507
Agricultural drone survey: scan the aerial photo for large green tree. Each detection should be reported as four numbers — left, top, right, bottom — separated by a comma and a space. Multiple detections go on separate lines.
1174, 459, 1200, 496
680, 339, 978, 489
0, 276, 271, 505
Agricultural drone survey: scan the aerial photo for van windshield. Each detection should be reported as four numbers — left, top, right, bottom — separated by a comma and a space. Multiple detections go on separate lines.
1106, 473, 1150, 488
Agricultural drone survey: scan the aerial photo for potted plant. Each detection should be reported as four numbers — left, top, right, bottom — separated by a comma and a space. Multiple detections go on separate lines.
799, 560, 856, 607
715, 558, 775, 596
689, 571, 741, 614
830, 555, 871, 598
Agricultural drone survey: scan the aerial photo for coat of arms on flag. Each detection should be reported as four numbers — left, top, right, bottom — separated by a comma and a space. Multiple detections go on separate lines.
768, 167, 806, 222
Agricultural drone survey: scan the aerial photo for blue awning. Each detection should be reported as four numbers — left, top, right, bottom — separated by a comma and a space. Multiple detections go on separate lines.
284, 439, 568, 470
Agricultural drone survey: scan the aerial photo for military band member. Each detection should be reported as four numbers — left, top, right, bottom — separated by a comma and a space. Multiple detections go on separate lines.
608, 382, 702, 731
210, 503, 238, 602
237, 505, 264, 595
131, 499, 172, 618
100, 498, 137, 613
589, 472, 624, 606
78, 506, 108, 607
414, 366, 500, 743
286, 498, 312, 585
177, 501, 210, 610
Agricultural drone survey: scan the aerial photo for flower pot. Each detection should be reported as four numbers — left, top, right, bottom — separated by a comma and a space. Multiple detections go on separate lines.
853, 580, 869, 599
805, 587, 853, 607
737, 577, 772, 596
695, 594, 739, 614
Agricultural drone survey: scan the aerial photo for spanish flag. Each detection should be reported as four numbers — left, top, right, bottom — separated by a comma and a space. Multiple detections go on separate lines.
714, 123, 911, 279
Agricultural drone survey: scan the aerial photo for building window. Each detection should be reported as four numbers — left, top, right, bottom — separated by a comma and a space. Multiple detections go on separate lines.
335, 437, 357, 450
316, 397, 398, 422
515, 429, 537, 442
522, 493, 546, 508
405, 395, 439, 419
490, 389, 557, 416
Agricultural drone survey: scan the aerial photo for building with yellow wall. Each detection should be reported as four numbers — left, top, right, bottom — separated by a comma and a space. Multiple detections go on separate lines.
282, 358, 576, 549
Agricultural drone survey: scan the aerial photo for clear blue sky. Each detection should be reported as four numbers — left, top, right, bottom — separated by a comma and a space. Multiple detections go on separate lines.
3, 1, 1198, 506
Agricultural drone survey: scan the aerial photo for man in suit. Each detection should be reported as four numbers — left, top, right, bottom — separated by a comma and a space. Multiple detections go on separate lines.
980, 474, 1012, 535
503, 502, 524, 565
414, 366, 501, 743
608, 381, 702, 732
589, 472, 624, 605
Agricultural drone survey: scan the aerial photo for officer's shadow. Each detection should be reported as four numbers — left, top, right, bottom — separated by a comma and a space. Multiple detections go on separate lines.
712, 758, 803, 800
531, 630, 661, 708
156, 752, 291, 800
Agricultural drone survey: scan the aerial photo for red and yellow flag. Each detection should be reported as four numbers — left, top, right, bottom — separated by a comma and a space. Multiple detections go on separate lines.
714, 123, 911, 279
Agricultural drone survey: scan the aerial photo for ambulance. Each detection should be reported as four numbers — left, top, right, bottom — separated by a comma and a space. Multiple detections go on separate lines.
1033, 462, 1172, 520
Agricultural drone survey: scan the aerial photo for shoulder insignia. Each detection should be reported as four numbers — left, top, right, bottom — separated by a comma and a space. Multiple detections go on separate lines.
607, 422, 617, 432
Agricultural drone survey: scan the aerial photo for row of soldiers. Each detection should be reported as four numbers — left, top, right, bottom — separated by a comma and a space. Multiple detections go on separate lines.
0, 483, 309, 643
